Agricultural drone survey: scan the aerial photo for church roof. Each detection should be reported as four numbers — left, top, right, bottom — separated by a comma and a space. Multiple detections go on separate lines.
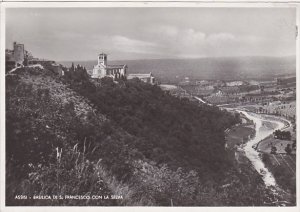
106, 64, 127, 69
127, 73, 153, 78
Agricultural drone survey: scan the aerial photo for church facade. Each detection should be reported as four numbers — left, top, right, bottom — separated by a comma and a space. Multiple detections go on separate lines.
91, 53, 127, 79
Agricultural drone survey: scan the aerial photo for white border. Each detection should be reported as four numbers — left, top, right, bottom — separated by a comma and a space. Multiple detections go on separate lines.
0, 1, 300, 7
1, 0, 300, 2
0, 2, 6, 211
0, 2, 299, 212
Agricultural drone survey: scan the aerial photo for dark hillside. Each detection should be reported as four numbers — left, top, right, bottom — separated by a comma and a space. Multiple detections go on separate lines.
6, 65, 274, 206
63, 70, 240, 177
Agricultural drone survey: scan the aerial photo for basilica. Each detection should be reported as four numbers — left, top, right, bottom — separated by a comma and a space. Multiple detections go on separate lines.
91, 53, 127, 79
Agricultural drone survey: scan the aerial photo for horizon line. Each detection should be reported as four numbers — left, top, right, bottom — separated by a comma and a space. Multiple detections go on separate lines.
57, 54, 296, 63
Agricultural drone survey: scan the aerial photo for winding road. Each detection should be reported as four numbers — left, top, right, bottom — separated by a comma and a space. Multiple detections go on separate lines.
181, 89, 292, 188
190, 87, 294, 204
239, 111, 285, 187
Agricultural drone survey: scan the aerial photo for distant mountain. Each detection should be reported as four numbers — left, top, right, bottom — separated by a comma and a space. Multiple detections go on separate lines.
59, 56, 296, 83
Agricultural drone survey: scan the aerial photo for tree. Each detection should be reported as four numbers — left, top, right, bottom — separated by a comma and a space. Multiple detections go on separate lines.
271, 146, 277, 154
285, 144, 292, 155
273, 130, 291, 140
283, 131, 291, 140
292, 140, 296, 149
293, 124, 296, 132
273, 130, 281, 139
71, 62, 75, 71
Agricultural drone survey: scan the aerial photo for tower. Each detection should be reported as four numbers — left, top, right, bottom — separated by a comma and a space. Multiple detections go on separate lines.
13, 42, 25, 67
98, 53, 107, 66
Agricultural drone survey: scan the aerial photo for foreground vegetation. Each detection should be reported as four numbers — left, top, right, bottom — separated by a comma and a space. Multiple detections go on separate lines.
261, 153, 296, 205
6, 65, 285, 206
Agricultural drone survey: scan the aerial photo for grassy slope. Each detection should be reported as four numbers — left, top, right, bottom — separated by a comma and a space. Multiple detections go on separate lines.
6, 66, 282, 206
262, 153, 296, 204
6, 67, 118, 205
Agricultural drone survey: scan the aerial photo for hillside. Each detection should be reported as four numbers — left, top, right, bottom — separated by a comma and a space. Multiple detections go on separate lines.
6, 65, 275, 206
60, 56, 296, 83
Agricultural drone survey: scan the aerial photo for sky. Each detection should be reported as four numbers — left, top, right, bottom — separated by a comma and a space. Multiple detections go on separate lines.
5, 7, 296, 61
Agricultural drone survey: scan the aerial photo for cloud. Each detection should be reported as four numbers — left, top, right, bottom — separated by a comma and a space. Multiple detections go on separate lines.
181, 29, 206, 46
207, 33, 235, 43
6, 8, 295, 60
111, 35, 158, 54
146, 25, 235, 57
154, 25, 179, 38
148, 25, 206, 44
143, 25, 278, 58
51, 26, 280, 60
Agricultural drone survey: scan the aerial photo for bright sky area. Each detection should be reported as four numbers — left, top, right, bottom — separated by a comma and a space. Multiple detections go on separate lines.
5, 7, 296, 61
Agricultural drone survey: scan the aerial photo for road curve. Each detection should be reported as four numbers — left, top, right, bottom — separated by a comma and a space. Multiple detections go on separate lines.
238, 110, 285, 187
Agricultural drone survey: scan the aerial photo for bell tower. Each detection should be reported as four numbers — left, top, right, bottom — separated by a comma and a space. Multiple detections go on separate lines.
98, 53, 107, 66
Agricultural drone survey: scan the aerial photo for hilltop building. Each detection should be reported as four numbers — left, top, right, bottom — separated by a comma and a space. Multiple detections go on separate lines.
5, 42, 26, 70
5, 41, 65, 77
5, 42, 55, 71
5, 50, 15, 71
91, 53, 156, 85
92, 53, 127, 79
127, 73, 156, 85
13, 42, 25, 66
